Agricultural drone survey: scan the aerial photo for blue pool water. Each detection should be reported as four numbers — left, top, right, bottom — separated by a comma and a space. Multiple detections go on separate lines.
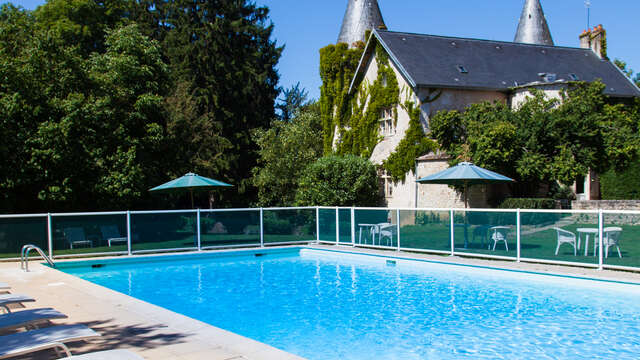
59, 248, 640, 359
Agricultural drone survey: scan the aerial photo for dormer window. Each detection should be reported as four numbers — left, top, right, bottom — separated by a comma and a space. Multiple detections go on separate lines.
379, 108, 395, 137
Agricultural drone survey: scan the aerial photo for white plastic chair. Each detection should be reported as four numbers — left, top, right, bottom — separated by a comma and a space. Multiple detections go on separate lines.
603, 227, 623, 258
377, 223, 396, 247
489, 226, 510, 251
554, 227, 577, 256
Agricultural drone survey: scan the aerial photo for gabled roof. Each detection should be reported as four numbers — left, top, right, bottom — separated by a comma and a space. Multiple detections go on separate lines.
349, 30, 640, 98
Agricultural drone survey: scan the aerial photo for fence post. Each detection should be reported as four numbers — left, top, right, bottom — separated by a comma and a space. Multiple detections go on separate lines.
126, 210, 132, 256
450, 209, 455, 256
598, 209, 603, 270
260, 208, 264, 248
335, 207, 340, 245
351, 207, 356, 247
396, 209, 401, 252
316, 207, 320, 244
516, 209, 521, 262
196, 209, 201, 251
47, 213, 53, 259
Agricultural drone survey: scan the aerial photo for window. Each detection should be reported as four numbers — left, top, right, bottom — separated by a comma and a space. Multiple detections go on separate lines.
379, 170, 393, 198
379, 108, 395, 137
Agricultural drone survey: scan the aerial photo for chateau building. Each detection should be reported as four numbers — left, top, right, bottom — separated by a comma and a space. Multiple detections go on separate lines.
332, 0, 640, 208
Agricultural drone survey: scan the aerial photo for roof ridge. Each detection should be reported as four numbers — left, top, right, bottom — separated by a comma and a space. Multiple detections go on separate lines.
375, 29, 590, 52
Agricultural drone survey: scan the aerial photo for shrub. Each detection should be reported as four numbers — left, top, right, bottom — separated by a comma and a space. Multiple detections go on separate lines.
295, 155, 381, 207
499, 198, 556, 210
600, 162, 640, 200
499, 198, 562, 226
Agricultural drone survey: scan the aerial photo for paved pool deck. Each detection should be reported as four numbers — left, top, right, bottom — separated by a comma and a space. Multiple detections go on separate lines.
2, 244, 640, 359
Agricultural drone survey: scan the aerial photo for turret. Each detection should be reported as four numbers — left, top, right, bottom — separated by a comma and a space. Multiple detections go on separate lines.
514, 0, 554, 46
337, 0, 386, 47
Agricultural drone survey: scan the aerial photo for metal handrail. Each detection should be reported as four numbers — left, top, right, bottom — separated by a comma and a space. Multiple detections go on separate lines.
21, 244, 55, 272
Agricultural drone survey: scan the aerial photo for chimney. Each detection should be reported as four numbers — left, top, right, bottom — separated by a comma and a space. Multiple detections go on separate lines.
580, 24, 607, 59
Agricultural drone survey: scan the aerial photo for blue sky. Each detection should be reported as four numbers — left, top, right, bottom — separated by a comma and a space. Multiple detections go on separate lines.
11, 0, 640, 100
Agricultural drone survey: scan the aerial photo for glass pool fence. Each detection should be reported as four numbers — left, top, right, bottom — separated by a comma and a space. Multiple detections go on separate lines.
2, 207, 639, 272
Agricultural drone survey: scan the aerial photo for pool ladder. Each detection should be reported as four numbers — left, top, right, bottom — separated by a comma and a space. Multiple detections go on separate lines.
21, 244, 55, 272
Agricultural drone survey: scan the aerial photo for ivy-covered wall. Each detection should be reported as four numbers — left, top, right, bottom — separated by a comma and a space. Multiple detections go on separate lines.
319, 43, 364, 154
383, 101, 437, 181
319, 37, 434, 181
337, 42, 399, 158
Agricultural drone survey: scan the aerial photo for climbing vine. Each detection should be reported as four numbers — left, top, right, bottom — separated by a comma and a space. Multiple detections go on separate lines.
382, 100, 437, 181
319, 37, 436, 180
336, 42, 399, 157
319, 42, 364, 153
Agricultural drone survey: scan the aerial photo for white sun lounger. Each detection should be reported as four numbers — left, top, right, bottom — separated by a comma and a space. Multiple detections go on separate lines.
0, 294, 35, 313
60, 349, 144, 359
0, 324, 100, 359
0, 308, 67, 332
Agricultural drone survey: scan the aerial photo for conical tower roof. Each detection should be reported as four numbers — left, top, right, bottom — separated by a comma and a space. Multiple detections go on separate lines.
337, 0, 386, 47
514, 0, 554, 46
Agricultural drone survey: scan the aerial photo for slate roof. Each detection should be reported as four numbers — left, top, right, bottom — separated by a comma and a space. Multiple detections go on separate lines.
350, 30, 640, 98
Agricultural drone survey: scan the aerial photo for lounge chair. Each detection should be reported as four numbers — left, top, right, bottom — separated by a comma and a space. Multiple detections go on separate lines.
60, 349, 144, 359
100, 225, 127, 247
0, 324, 100, 359
0, 308, 67, 332
0, 294, 35, 313
554, 227, 577, 256
63, 227, 94, 249
489, 226, 510, 251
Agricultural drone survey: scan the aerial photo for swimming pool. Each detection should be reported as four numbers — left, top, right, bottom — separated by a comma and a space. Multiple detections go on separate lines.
57, 247, 640, 359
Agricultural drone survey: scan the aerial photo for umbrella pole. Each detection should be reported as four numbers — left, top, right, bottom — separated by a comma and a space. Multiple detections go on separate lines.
463, 182, 469, 248
190, 190, 194, 209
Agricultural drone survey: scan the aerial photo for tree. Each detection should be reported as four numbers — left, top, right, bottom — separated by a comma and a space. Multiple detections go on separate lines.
252, 105, 323, 206
429, 81, 639, 197
295, 155, 381, 207
0, 5, 171, 212
276, 82, 310, 121
160, 0, 283, 205
614, 59, 640, 88
34, 0, 129, 55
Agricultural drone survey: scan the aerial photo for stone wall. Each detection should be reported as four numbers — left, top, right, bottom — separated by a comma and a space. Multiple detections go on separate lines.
572, 200, 640, 210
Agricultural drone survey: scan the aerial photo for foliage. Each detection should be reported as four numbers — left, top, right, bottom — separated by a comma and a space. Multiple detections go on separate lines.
252, 105, 323, 206
430, 82, 640, 197
319, 42, 364, 153
600, 161, 640, 200
320, 38, 435, 182
158, 0, 283, 205
295, 155, 381, 207
499, 198, 557, 210
383, 101, 437, 181
276, 82, 310, 121
547, 183, 576, 201
614, 59, 640, 88
34, 0, 128, 55
0, 3, 174, 212
336, 43, 400, 157
0, 0, 285, 211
